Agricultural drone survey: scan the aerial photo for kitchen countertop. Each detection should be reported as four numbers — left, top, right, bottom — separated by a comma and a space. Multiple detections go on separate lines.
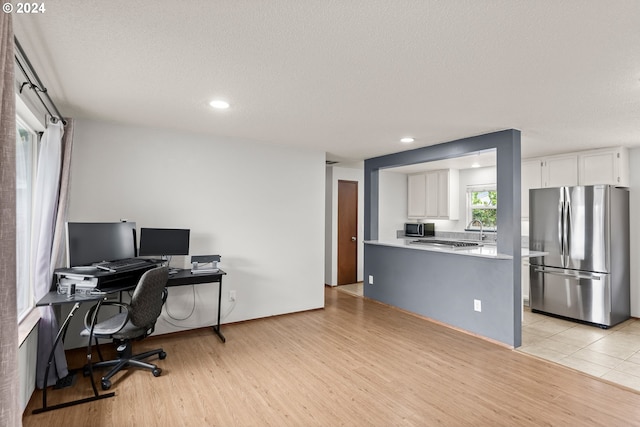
364, 239, 547, 260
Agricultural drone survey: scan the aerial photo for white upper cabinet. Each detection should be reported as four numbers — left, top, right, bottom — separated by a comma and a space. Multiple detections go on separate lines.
520, 155, 578, 220
521, 160, 542, 219
521, 146, 629, 219
543, 154, 579, 188
579, 147, 629, 187
407, 169, 459, 220
424, 171, 439, 218
407, 173, 426, 218
437, 169, 459, 219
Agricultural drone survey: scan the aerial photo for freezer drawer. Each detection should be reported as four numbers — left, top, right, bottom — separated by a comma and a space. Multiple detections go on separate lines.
530, 266, 611, 326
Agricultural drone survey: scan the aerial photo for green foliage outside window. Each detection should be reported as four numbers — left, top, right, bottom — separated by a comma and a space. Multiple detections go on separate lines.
470, 190, 497, 228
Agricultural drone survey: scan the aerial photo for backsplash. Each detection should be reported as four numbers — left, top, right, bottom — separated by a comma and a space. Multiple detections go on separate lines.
396, 230, 497, 243
396, 230, 531, 247
436, 230, 497, 243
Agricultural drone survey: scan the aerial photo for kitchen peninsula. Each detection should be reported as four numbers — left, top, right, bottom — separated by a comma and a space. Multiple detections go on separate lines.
366, 238, 545, 260
364, 130, 526, 347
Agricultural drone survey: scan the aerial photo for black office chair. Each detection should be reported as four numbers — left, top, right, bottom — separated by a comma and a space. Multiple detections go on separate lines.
81, 266, 169, 390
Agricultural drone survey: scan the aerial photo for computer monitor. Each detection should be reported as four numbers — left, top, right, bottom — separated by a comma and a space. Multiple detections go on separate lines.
138, 228, 190, 257
66, 222, 137, 267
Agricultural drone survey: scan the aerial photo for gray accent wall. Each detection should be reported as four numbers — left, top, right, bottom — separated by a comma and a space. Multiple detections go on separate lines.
364, 130, 522, 347
365, 244, 515, 344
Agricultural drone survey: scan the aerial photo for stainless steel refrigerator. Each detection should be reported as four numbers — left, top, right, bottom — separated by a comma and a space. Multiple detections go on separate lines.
529, 185, 629, 328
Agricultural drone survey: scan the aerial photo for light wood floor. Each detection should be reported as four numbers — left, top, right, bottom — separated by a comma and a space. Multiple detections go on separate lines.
23, 287, 640, 427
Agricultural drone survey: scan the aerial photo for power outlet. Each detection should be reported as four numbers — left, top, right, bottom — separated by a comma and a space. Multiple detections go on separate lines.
368, 275, 374, 285
229, 290, 236, 302
474, 299, 482, 312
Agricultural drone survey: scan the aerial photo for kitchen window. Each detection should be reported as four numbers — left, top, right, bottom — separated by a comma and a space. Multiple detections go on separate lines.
466, 185, 497, 231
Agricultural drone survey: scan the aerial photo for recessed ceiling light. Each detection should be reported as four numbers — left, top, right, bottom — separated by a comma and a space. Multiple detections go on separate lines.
209, 100, 230, 109
400, 137, 415, 143
471, 163, 481, 168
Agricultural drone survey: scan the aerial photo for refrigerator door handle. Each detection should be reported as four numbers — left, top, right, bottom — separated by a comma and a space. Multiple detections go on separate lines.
565, 197, 572, 266
558, 199, 565, 263
534, 267, 601, 281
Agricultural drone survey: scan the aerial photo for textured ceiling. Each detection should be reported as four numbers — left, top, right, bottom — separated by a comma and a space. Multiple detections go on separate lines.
12, 0, 640, 163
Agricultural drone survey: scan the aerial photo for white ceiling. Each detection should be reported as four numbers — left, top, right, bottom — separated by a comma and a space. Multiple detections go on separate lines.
12, 1, 640, 164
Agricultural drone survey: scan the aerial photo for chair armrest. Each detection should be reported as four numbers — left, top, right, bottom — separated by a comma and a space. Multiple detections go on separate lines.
83, 301, 131, 332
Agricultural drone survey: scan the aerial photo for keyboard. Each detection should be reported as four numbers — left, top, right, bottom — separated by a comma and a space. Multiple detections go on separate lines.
96, 258, 151, 272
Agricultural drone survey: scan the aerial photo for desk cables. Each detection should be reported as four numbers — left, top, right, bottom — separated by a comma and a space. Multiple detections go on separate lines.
163, 285, 197, 323
161, 285, 236, 329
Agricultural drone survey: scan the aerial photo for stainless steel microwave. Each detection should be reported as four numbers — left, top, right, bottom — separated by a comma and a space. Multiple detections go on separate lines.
404, 222, 435, 237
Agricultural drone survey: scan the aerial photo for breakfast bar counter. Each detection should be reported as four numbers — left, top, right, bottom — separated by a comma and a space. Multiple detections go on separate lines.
365, 239, 546, 259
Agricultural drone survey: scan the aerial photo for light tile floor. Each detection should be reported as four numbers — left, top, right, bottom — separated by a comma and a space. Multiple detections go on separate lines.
336, 284, 640, 392
519, 308, 640, 392
336, 282, 363, 297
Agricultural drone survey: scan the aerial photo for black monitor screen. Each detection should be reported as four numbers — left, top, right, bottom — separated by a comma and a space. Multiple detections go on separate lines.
138, 228, 190, 256
66, 222, 137, 267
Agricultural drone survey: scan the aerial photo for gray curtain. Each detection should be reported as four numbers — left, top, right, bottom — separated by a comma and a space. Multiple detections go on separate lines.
0, 12, 21, 427
50, 119, 73, 275
37, 118, 74, 387
34, 118, 73, 388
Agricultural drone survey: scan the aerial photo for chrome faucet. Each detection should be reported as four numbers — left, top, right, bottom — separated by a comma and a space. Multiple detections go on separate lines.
467, 219, 484, 241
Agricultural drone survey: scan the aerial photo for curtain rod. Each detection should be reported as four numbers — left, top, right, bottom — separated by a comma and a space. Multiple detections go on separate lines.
14, 36, 67, 125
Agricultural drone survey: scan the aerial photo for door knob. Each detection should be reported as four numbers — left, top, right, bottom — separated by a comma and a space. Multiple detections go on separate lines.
351, 236, 357, 242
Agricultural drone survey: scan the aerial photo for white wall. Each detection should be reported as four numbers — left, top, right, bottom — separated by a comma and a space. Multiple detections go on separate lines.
324, 167, 334, 284
629, 148, 640, 317
378, 170, 407, 240
18, 327, 38, 412
63, 119, 325, 344
325, 165, 364, 285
